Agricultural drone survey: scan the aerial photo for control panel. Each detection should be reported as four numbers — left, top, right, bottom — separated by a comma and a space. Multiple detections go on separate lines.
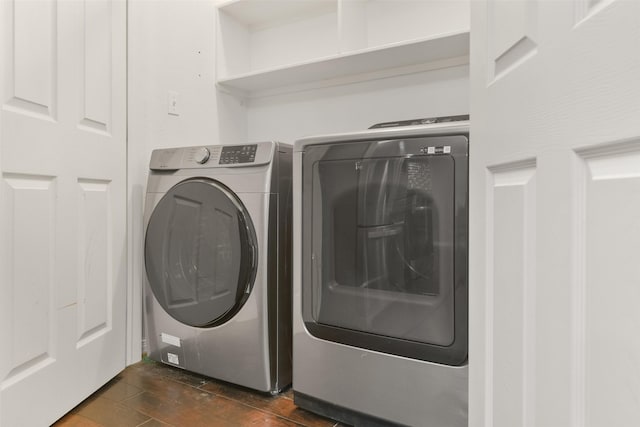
149, 142, 274, 170
219, 144, 257, 164
193, 147, 211, 164
184, 146, 222, 165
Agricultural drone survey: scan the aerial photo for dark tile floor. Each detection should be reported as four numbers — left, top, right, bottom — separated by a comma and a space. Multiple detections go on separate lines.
54, 359, 347, 427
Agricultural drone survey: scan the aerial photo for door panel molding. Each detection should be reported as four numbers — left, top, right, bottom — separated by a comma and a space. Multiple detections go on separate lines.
80, 0, 112, 134
487, 0, 538, 83
77, 178, 112, 348
4, 0, 57, 120
574, 0, 617, 27
486, 160, 537, 427
573, 139, 640, 427
1, 173, 56, 388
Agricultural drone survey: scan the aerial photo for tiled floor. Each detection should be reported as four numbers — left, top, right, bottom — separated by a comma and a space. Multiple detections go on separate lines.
54, 359, 347, 427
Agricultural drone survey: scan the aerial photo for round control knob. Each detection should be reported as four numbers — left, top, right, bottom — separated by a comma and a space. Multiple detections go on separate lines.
194, 147, 210, 164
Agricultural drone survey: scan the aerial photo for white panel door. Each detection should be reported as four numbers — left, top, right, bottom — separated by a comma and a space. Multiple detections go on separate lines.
470, 1, 640, 427
0, 0, 127, 425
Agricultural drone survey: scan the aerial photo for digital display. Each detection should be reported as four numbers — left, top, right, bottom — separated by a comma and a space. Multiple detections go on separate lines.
219, 144, 257, 164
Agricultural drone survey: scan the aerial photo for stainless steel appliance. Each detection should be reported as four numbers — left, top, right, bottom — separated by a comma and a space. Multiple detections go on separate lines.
292, 122, 469, 425
143, 141, 292, 393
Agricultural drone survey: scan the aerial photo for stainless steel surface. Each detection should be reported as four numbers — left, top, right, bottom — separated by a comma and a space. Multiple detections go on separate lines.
143, 141, 292, 393
294, 121, 469, 152
292, 123, 468, 426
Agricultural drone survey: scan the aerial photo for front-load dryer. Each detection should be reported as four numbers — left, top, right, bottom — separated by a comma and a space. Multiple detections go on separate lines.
143, 141, 292, 393
293, 121, 468, 426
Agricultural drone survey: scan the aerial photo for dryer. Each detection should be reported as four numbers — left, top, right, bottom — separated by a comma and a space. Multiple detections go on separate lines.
143, 141, 292, 393
292, 122, 469, 425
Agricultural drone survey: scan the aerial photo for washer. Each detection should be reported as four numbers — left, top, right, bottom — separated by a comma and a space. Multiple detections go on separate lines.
292, 122, 468, 426
143, 141, 292, 393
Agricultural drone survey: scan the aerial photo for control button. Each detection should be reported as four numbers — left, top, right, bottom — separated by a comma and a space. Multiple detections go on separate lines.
194, 147, 210, 164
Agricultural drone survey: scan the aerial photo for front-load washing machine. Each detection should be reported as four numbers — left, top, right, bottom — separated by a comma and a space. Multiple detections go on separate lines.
143, 141, 292, 393
293, 121, 469, 426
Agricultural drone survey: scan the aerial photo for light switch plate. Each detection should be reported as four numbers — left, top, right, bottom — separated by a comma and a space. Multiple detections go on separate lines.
168, 91, 179, 115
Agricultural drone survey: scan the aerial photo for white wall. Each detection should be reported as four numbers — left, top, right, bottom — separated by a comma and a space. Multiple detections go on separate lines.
127, 0, 469, 358
128, 0, 247, 170
248, 65, 469, 144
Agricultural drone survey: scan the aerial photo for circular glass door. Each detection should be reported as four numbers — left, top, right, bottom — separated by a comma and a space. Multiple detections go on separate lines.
145, 178, 258, 328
